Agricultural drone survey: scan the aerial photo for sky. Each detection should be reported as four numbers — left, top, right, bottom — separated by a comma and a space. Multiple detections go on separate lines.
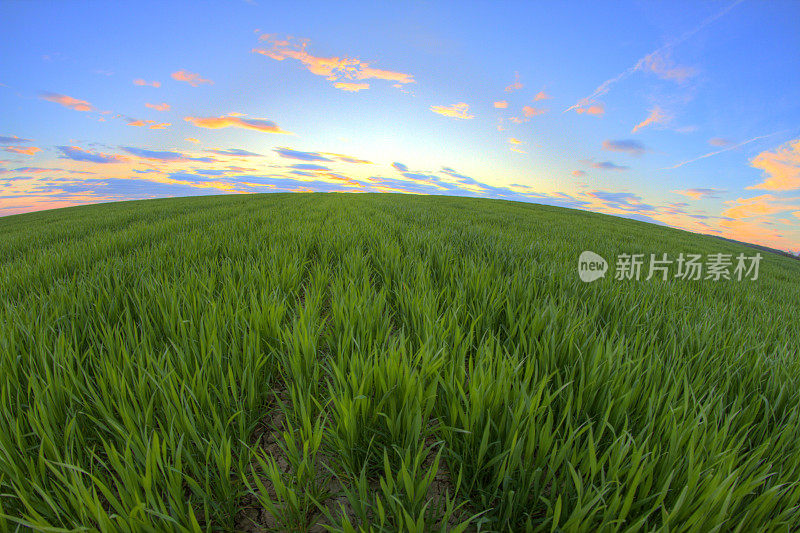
1, 1, 799, 252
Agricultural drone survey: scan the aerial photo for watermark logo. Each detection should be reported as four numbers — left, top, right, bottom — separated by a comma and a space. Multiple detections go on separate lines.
578, 250, 608, 282
578, 251, 762, 282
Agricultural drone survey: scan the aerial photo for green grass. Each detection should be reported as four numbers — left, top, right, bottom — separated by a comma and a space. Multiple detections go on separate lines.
1, 192, 799, 532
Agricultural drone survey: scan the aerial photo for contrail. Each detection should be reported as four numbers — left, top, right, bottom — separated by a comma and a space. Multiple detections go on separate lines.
661, 131, 784, 170
564, 0, 747, 112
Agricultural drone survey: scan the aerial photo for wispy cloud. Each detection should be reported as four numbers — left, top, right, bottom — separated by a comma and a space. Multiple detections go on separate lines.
185, 114, 292, 134
632, 106, 670, 133
333, 82, 369, 92
640, 52, 697, 83
574, 103, 604, 116
145, 102, 170, 111
504, 72, 522, 92
708, 137, 733, 147
674, 188, 726, 199
747, 138, 800, 191
171, 70, 213, 86
0, 135, 33, 145
664, 132, 783, 170
582, 159, 629, 171
565, 0, 744, 112
4, 146, 41, 156
253, 35, 414, 91
121, 146, 214, 162
133, 79, 161, 88
602, 139, 647, 156
534, 90, 551, 101
57, 146, 125, 163
493, 100, 508, 109
522, 105, 547, 117
274, 147, 332, 162
39, 92, 93, 111
430, 102, 474, 119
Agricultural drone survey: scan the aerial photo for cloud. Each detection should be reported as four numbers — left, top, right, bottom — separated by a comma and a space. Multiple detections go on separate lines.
504, 72, 522, 92
640, 52, 697, 83
574, 103, 604, 116
572, 170, 587, 177
664, 132, 782, 170
0, 135, 32, 145
709, 137, 733, 147
274, 147, 332, 162
207, 148, 263, 157
508, 137, 522, 145
674, 188, 726, 199
430, 102, 474, 119
149, 123, 170, 130
722, 194, 798, 219
253, 35, 414, 91
602, 139, 647, 156
145, 102, 170, 111
185, 114, 291, 134
333, 82, 369, 92
133, 79, 161, 88
746, 138, 800, 191
185, 138, 201, 144
171, 70, 213, 86
632, 106, 670, 133
39, 92, 93, 111
121, 146, 213, 162
583, 159, 629, 171
534, 91, 551, 101
392, 162, 408, 172
4, 146, 41, 156
522, 105, 546, 117
493, 101, 509, 109
564, 0, 744, 113
57, 146, 125, 163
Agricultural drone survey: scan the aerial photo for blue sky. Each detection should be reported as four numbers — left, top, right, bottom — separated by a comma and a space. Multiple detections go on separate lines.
1, 0, 799, 251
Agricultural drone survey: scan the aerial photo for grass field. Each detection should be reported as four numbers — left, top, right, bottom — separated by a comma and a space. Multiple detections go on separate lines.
1, 193, 799, 532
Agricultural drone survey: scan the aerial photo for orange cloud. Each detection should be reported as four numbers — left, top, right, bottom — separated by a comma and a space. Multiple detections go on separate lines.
4, 146, 41, 156
185, 138, 201, 144
794, 211, 800, 218
508, 137, 522, 145
253, 35, 414, 91
171, 70, 213, 86
39, 92, 93, 111
334, 82, 369, 92
534, 90, 551, 101
145, 102, 170, 111
504, 72, 522, 92
494, 100, 508, 109
430, 103, 474, 119
575, 103, 604, 116
184, 114, 292, 133
722, 194, 798, 219
522, 105, 546, 117
572, 170, 587, 177
149, 123, 171, 130
632, 105, 669, 133
747, 138, 800, 191
133, 79, 161, 88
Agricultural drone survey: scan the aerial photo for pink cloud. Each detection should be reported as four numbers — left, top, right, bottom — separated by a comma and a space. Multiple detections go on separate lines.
632, 106, 669, 133
145, 102, 170, 111
171, 70, 213, 86
133, 79, 161, 88
39, 92, 93, 112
